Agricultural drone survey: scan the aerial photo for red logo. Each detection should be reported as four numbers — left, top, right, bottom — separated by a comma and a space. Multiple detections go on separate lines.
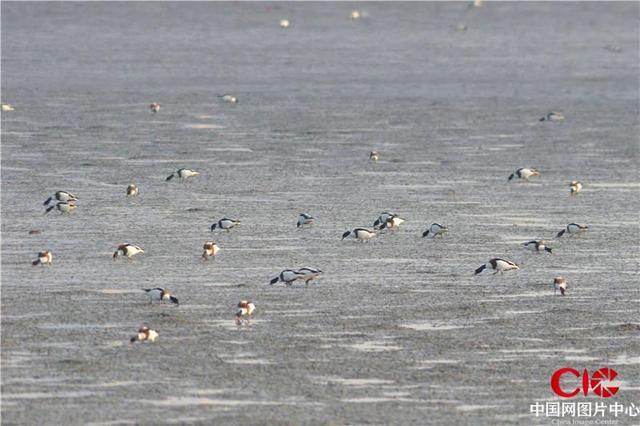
551, 367, 619, 398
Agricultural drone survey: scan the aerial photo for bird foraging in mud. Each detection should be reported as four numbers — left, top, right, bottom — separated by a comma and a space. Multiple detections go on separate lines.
32, 250, 52, 266
474, 258, 519, 275
202, 242, 220, 260
130, 326, 158, 344
142, 288, 179, 305
508, 168, 540, 182
523, 240, 553, 253
113, 243, 144, 260
270, 269, 304, 286
236, 301, 256, 325
342, 228, 376, 241
557, 223, 588, 238
422, 223, 448, 238
166, 168, 199, 181
554, 277, 568, 296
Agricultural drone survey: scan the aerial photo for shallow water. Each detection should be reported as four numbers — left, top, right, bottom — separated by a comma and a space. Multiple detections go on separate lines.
2, 2, 639, 425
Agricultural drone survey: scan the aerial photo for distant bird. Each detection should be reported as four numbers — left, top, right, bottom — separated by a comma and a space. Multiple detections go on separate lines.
202, 242, 220, 260
539, 112, 564, 122
220, 94, 238, 103
279, 19, 290, 28
351, 10, 361, 19
297, 213, 315, 228
456, 23, 468, 31
298, 267, 323, 286
557, 223, 588, 237
45, 201, 77, 215
44, 191, 78, 205
211, 218, 240, 231
380, 215, 405, 230
369, 151, 379, 162
569, 181, 583, 195
470, 0, 483, 7
113, 243, 144, 260
166, 168, 199, 181
508, 168, 540, 182
126, 184, 139, 197
423, 223, 448, 238
523, 240, 553, 253
554, 277, 568, 296
142, 288, 179, 305
1, 103, 15, 112
130, 326, 158, 344
342, 228, 377, 241
474, 258, 519, 275
373, 212, 396, 229
236, 300, 256, 325
604, 44, 623, 53
32, 250, 52, 266
270, 269, 303, 286
149, 103, 160, 113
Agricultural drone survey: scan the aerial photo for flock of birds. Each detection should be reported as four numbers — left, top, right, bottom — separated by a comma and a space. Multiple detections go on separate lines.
13, 4, 591, 344
30, 146, 587, 343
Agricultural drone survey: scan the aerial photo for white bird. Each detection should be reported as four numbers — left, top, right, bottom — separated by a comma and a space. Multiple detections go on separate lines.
351, 10, 361, 20
44, 191, 78, 205
202, 242, 220, 260
236, 300, 256, 325
45, 201, 77, 215
570, 181, 583, 195
270, 269, 304, 286
126, 184, 139, 197
342, 228, 377, 241
474, 258, 519, 275
297, 267, 323, 286
142, 288, 179, 305
113, 243, 144, 260
279, 19, 290, 28
373, 212, 396, 229
423, 223, 448, 238
130, 326, 158, 344
2, 103, 15, 112
508, 168, 540, 182
166, 168, 199, 181
297, 213, 315, 228
220, 94, 238, 103
554, 277, 568, 296
557, 223, 588, 237
149, 103, 160, 113
32, 250, 52, 266
523, 240, 553, 253
540, 112, 564, 121
211, 218, 240, 231
380, 215, 405, 230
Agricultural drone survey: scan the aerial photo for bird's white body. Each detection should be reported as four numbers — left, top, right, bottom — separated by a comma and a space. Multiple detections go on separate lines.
33, 250, 52, 266
113, 243, 144, 259
221, 94, 238, 103
369, 151, 379, 161
351, 10, 361, 20
570, 181, 583, 195
509, 168, 540, 181
133, 327, 158, 343
236, 301, 256, 324
143, 287, 178, 305
343, 228, 376, 241
202, 242, 220, 259
2, 103, 15, 112
270, 269, 304, 286
150, 103, 160, 113
383, 216, 405, 230
280, 19, 290, 28
166, 168, 199, 181
127, 184, 139, 196
523, 240, 552, 253
297, 213, 315, 228
475, 258, 519, 275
